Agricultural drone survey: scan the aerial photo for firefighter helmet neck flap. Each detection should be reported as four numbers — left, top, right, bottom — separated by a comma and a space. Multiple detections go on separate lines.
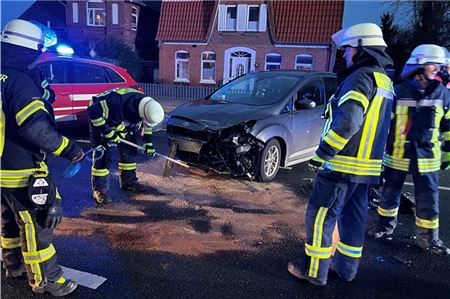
138, 97, 164, 127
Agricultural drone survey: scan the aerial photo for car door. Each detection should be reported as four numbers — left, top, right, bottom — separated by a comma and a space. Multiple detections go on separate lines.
36, 61, 74, 121
287, 78, 326, 164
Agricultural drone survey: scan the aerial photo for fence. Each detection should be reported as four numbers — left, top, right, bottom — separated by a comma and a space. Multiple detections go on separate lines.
139, 83, 217, 101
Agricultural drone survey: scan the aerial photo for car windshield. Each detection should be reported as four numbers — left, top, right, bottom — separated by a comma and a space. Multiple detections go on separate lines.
210, 72, 304, 105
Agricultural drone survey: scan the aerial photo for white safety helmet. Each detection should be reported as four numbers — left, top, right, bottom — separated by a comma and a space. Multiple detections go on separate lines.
1, 19, 56, 52
332, 23, 387, 48
138, 97, 164, 127
405, 44, 446, 65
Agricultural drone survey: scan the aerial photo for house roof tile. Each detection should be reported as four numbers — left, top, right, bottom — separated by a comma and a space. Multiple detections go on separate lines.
156, 0, 343, 44
269, 0, 344, 44
156, 0, 216, 42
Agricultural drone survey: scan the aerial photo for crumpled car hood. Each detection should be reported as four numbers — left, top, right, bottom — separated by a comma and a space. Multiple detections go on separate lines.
170, 99, 276, 130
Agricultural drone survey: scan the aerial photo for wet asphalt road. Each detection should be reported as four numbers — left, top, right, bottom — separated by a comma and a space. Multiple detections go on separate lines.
2, 124, 450, 299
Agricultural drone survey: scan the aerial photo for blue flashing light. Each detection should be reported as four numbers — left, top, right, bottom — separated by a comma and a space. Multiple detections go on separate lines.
56, 44, 74, 56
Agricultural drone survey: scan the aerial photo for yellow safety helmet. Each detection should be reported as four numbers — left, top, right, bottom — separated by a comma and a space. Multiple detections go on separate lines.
332, 23, 387, 48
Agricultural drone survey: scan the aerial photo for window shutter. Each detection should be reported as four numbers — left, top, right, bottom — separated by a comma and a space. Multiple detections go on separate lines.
259, 4, 267, 32
72, 3, 79, 23
218, 5, 225, 31
112, 3, 119, 24
236, 4, 247, 32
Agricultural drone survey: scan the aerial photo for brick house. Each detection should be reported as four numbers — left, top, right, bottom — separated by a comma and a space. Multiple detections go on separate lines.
65, 0, 145, 52
156, 0, 344, 86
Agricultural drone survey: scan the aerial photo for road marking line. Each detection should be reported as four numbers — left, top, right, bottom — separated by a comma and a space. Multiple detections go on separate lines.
404, 181, 450, 191
61, 266, 107, 290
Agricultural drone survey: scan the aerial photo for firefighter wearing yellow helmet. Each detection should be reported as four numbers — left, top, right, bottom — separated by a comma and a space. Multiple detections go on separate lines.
287, 23, 394, 286
368, 44, 450, 256
1, 19, 83, 296
87, 88, 164, 205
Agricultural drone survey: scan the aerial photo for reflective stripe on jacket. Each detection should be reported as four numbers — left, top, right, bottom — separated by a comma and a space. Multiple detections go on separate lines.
384, 80, 450, 173
317, 68, 394, 184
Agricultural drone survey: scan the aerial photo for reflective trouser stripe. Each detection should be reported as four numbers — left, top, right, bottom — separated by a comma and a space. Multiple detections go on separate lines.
416, 217, 439, 229
18, 211, 42, 287
22, 244, 56, 264
336, 241, 363, 258
308, 207, 328, 278
1, 236, 21, 249
118, 162, 136, 171
305, 243, 332, 259
92, 168, 109, 177
378, 207, 398, 217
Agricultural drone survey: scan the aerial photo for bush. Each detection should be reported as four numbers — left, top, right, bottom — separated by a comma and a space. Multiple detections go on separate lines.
94, 37, 144, 81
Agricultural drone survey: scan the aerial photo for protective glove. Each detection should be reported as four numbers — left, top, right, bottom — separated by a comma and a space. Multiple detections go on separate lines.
104, 130, 121, 144
442, 152, 450, 171
144, 142, 156, 157
308, 154, 326, 172
45, 200, 63, 229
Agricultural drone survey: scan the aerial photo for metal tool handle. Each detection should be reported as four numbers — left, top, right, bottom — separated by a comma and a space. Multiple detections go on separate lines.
119, 138, 190, 169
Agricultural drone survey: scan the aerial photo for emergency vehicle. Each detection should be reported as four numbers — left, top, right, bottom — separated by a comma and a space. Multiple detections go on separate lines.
34, 52, 140, 122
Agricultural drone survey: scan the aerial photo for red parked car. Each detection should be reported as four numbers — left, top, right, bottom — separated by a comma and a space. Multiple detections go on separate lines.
34, 52, 139, 122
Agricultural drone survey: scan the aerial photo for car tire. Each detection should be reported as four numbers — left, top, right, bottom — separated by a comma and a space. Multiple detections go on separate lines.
258, 139, 281, 182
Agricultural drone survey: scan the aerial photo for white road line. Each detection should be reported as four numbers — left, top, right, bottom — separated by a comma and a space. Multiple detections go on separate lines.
404, 181, 450, 191
61, 266, 107, 289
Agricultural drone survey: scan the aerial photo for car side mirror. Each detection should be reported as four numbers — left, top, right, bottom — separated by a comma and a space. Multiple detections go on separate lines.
295, 99, 316, 110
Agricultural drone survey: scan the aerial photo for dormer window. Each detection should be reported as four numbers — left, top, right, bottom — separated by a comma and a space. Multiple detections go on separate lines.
247, 5, 259, 31
226, 6, 237, 30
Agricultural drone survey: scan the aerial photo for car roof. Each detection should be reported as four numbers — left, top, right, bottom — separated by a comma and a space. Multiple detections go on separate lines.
37, 53, 127, 71
250, 69, 336, 78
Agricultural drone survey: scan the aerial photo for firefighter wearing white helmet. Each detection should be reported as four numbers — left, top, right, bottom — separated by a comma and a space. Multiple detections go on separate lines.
288, 22, 394, 286
1, 19, 82, 296
436, 47, 450, 89
87, 88, 163, 205
369, 44, 450, 256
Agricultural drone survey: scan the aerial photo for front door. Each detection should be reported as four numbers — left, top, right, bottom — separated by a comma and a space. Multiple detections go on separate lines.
231, 57, 249, 80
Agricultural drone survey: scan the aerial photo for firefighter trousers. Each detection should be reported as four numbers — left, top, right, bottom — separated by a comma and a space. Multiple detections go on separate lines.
90, 123, 139, 193
377, 163, 440, 247
1, 187, 63, 286
300, 173, 369, 284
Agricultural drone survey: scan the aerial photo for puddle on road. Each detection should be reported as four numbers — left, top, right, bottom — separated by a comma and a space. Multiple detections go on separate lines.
55, 158, 308, 255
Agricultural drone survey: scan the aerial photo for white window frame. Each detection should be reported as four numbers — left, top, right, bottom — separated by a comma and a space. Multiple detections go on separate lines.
87, 0, 105, 27
131, 6, 138, 31
175, 51, 190, 82
200, 51, 216, 84
265, 53, 282, 70
246, 5, 259, 31
225, 5, 237, 31
295, 54, 314, 70
112, 3, 119, 25
72, 3, 79, 23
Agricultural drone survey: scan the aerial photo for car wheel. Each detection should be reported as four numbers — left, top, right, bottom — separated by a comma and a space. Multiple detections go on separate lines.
258, 139, 281, 182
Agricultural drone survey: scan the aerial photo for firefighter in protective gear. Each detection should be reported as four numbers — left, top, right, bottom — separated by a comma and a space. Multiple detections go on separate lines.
436, 48, 450, 89
287, 23, 394, 286
87, 88, 164, 204
1, 19, 83, 296
368, 44, 450, 255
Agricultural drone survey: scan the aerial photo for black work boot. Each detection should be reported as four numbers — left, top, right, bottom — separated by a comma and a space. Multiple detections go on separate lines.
367, 225, 394, 240
93, 191, 113, 205
120, 182, 151, 193
421, 240, 450, 256
287, 259, 326, 286
32, 277, 78, 297
5, 264, 25, 278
